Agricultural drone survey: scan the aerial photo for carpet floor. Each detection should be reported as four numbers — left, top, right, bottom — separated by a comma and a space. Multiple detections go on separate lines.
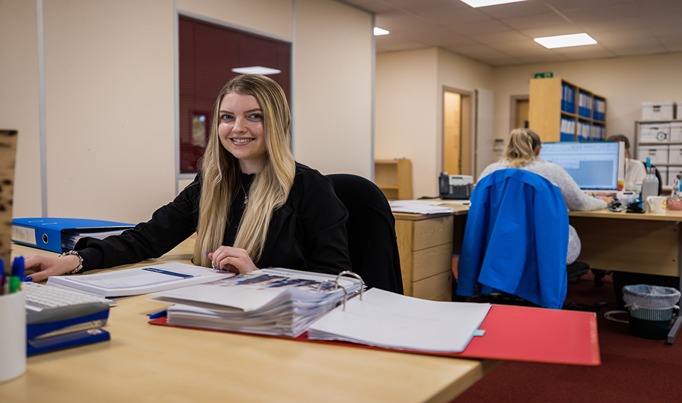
453, 273, 682, 403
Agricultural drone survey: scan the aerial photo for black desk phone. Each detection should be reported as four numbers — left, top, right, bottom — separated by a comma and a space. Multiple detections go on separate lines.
439, 172, 473, 200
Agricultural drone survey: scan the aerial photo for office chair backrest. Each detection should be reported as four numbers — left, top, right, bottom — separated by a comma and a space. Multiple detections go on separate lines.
327, 173, 404, 294
456, 169, 569, 309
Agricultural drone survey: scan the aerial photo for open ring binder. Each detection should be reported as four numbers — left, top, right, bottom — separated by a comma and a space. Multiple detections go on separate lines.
335, 270, 364, 311
314, 270, 365, 310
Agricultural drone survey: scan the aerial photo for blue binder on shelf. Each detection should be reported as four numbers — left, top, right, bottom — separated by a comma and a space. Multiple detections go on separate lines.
11, 217, 135, 253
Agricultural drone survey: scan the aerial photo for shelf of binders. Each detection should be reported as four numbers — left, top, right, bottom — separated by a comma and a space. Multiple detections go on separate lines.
529, 77, 606, 142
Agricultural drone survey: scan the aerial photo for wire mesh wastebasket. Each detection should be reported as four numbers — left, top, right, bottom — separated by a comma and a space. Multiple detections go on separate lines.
623, 284, 680, 339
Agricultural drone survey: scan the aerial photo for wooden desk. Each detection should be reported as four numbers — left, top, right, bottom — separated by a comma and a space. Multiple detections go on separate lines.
1, 241, 493, 402
569, 209, 682, 289
394, 204, 682, 299
393, 205, 468, 301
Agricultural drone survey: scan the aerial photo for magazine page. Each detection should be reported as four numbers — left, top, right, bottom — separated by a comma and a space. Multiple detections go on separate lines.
153, 268, 361, 312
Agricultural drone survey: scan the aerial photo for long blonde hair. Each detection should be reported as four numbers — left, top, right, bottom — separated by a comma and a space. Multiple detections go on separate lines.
193, 75, 296, 267
504, 128, 542, 168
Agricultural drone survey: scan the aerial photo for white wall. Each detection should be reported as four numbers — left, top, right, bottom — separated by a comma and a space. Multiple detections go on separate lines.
1, 0, 373, 223
0, 0, 42, 217
376, 49, 438, 199
292, 0, 373, 177
43, 0, 176, 223
376, 48, 495, 199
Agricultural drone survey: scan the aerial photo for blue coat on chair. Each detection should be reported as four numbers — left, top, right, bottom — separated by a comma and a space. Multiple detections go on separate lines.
456, 169, 569, 309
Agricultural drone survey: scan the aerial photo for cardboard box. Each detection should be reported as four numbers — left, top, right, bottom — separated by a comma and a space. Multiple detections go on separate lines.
638, 123, 670, 143
637, 145, 669, 165
642, 102, 674, 121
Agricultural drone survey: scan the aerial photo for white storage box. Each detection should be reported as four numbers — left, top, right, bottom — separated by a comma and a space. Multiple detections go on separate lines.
656, 166, 668, 186
638, 123, 670, 143
667, 167, 682, 187
670, 122, 682, 143
637, 145, 669, 165
669, 145, 682, 164
642, 102, 674, 121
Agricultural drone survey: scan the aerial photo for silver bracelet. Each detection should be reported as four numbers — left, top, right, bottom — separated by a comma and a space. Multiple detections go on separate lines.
59, 250, 84, 274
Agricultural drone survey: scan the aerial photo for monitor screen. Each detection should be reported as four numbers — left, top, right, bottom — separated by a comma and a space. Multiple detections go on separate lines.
539, 142, 624, 191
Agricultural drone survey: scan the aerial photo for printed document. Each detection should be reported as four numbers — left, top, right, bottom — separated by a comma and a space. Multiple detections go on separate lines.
47, 262, 230, 297
153, 268, 363, 337
308, 288, 491, 353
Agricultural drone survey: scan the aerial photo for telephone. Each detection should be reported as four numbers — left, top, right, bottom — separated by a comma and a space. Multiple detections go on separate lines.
439, 172, 473, 200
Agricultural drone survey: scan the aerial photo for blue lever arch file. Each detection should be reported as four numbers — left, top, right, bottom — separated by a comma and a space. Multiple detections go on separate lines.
12, 217, 134, 253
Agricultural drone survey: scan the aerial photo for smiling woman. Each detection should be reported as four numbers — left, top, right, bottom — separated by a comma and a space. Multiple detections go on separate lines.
178, 15, 291, 174
23, 75, 351, 284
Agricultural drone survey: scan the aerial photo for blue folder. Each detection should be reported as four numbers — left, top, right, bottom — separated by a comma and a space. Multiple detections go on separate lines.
12, 217, 134, 253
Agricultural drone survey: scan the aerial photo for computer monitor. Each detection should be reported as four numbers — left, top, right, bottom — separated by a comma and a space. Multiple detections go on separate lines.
539, 141, 625, 192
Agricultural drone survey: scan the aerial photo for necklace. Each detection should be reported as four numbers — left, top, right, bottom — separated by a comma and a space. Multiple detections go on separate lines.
241, 182, 249, 205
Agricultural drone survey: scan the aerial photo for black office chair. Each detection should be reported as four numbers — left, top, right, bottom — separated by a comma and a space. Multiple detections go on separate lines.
327, 173, 404, 294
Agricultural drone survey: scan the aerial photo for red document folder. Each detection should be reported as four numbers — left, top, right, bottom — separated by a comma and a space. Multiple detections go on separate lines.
150, 303, 600, 366
452, 304, 600, 365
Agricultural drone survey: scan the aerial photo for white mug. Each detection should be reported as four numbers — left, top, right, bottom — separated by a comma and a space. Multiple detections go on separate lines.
0, 291, 26, 383
646, 195, 667, 214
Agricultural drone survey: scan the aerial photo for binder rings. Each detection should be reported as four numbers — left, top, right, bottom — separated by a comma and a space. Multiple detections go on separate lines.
11, 217, 135, 253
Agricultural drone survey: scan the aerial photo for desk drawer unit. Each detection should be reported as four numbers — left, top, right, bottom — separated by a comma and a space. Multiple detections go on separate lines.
395, 215, 454, 301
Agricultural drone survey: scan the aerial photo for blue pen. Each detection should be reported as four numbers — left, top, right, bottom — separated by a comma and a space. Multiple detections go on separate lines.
10, 256, 24, 293
148, 310, 167, 319
0, 259, 5, 294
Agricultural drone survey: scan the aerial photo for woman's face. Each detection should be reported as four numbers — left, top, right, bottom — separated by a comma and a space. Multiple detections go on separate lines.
218, 92, 267, 173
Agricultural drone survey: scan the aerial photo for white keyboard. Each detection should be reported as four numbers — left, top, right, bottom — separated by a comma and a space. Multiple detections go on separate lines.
24, 282, 116, 311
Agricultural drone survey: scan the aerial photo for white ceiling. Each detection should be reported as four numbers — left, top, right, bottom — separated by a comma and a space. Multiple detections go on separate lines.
340, 0, 682, 66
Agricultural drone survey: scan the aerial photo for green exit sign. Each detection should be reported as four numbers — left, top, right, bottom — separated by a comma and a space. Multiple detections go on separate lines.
534, 72, 554, 79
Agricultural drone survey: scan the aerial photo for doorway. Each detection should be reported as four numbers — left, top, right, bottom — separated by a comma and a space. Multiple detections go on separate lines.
511, 95, 529, 130
443, 88, 472, 176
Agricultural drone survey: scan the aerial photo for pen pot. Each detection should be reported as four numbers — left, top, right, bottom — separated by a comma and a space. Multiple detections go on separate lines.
0, 290, 26, 383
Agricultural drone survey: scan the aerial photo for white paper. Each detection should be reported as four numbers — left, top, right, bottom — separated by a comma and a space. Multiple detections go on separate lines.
153, 268, 364, 337
389, 200, 458, 214
47, 262, 230, 297
308, 288, 491, 353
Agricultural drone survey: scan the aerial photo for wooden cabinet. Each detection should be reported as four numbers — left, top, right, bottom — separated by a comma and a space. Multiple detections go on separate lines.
394, 213, 453, 301
529, 77, 606, 142
374, 158, 413, 200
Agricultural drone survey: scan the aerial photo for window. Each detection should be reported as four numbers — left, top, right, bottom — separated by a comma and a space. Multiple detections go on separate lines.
179, 16, 291, 174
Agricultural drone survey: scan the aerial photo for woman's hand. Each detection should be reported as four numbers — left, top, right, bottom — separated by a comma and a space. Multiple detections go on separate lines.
208, 246, 258, 274
599, 195, 614, 204
23, 254, 81, 282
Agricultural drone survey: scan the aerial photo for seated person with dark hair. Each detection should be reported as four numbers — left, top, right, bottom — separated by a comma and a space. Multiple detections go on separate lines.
606, 134, 646, 193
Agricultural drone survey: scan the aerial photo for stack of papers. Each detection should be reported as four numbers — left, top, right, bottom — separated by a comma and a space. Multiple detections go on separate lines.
153, 268, 363, 338
308, 288, 491, 353
389, 200, 457, 214
48, 262, 230, 297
